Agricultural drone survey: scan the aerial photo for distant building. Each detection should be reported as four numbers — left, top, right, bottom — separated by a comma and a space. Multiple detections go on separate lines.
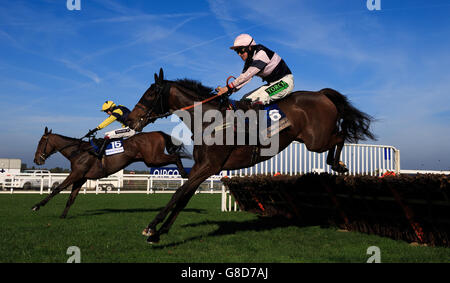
0, 158, 21, 174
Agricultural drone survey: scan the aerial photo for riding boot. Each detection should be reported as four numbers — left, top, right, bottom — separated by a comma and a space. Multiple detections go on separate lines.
95, 138, 109, 159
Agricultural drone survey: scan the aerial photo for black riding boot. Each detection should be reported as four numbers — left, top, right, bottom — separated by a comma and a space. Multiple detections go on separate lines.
94, 138, 109, 159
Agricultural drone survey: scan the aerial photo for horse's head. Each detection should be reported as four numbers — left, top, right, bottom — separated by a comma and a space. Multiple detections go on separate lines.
127, 68, 170, 132
34, 127, 56, 165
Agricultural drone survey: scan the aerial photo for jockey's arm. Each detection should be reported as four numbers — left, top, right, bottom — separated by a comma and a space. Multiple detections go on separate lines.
96, 115, 117, 130
217, 66, 260, 96
229, 51, 269, 92
97, 108, 128, 130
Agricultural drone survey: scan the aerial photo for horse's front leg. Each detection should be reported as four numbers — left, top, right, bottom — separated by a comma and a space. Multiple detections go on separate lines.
60, 178, 87, 218
142, 183, 189, 237
143, 162, 223, 244
31, 172, 83, 212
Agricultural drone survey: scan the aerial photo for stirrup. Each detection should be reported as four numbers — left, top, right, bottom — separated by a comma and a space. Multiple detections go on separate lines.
97, 138, 110, 158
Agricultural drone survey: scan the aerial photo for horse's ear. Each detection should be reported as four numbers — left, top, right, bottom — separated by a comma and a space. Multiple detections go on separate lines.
44, 127, 48, 134
48, 129, 52, 134
159, 68, 164, 82
154, 72, 158, 83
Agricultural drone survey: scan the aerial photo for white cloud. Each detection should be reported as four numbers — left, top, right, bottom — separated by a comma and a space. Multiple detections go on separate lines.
59, 59, 101, 84
207, 0, 240, 38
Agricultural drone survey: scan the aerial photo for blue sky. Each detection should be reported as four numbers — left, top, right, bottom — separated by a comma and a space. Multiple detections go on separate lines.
0, 0, 449, 171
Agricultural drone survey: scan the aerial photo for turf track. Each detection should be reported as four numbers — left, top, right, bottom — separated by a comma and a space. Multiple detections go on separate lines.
0, 194, 448, 263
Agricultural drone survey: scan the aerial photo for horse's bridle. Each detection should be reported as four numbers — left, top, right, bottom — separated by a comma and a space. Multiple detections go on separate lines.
135, 80, 227, 129
38, 135, 82, 163
38, 135, 56, 162
135, 82, 173, 128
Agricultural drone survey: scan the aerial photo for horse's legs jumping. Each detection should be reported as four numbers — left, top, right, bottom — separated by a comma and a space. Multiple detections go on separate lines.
31, 172, 83, 211
157, 188, 197, 236
143, 160, 224, 243
322, 131, 348, 173
326, 140, 348, 173
60, 178, 87, 218
332, 140, 348, 173
326, 146, 336, 166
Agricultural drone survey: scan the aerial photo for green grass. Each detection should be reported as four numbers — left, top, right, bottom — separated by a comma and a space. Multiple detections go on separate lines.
0, 194, 449, 263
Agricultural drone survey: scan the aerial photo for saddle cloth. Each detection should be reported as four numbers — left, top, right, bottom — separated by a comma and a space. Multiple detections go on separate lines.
90, 138, 124, 156
227, 100, 291, 138
105, 139, 124, 155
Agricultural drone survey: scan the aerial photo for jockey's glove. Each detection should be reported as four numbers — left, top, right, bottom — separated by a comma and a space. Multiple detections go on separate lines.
84, 128, 98, 138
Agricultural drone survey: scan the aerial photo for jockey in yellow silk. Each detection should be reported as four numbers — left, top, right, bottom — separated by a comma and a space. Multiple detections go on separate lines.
84, 101, 135, 158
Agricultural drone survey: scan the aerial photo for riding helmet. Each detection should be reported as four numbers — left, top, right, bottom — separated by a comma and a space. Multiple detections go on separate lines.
101, 101, 116, 112
230, 34, 256, 50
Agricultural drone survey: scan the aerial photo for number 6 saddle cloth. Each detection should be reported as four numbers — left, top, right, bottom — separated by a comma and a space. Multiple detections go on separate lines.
224, 100, 291, 139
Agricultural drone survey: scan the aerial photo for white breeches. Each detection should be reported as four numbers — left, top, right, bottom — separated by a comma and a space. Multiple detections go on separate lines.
244, 74, 294, 104
104, 127, 136, 139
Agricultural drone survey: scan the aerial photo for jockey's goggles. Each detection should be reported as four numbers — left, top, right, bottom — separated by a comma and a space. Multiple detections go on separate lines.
234, 47, 247, 55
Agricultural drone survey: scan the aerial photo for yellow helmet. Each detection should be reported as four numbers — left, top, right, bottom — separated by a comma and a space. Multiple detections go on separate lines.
101, 101, 116, 112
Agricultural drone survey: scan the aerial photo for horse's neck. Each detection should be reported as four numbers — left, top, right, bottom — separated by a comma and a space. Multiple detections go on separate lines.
51, 134, 82, 158
171, 84, 225, 130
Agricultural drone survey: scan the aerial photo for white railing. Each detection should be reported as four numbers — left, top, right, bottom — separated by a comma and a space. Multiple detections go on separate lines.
222, 142, 400, 177
0, 172, 224, 195
1, 142, 400, 192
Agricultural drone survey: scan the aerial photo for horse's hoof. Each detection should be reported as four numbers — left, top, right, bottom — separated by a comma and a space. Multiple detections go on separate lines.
332, 162, 349, 173
146, 234, 160, 244
142, 228, 156, 236
142, 228, 150, 236
31, 205, 40, 212
339, 162, 349, 173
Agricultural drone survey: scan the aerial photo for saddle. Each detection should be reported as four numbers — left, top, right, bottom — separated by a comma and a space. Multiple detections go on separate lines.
224, 99, 291, 139
89, 138, 104, 153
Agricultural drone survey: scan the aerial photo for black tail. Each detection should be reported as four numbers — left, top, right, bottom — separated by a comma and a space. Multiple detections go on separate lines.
321, 88, 376, 143
159, 131, 192, 159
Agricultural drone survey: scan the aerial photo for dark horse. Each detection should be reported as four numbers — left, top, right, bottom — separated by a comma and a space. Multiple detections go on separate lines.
127, 68, 375, 243
31, 127, 190, 218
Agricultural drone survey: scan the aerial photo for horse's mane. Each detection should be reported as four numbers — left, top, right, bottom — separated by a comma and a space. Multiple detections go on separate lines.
52, 133, 82, 142
174, 78, 215, 98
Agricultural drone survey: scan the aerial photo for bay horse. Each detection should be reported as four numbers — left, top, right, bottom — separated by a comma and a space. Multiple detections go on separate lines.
31, 127, 190, 218
126, 68, 375, 243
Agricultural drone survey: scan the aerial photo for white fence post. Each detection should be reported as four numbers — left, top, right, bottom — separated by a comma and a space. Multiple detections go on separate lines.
40, 176, 44, 195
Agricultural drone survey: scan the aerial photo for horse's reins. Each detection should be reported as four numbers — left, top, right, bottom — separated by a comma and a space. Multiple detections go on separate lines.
180, 76, 236, 111
139, 76, 237, 122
